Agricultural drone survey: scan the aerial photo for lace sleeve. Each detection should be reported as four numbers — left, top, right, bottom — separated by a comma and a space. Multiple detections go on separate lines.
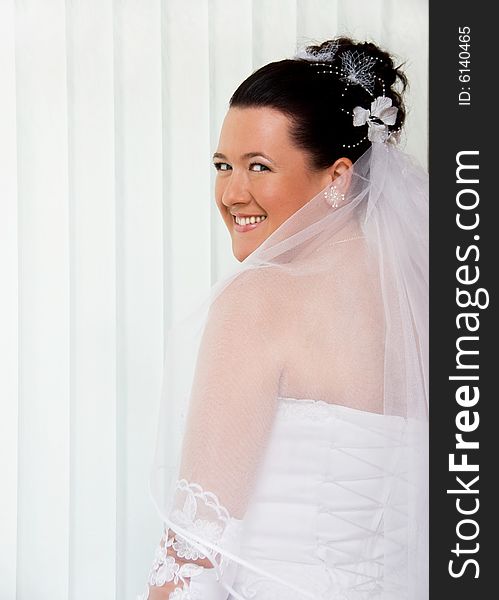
138, 481, 243, 599
140, 270, 284, 600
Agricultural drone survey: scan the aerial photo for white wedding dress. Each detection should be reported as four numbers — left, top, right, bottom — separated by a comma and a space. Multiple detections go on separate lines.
139, 393, 409, 600
225, 396, 408, 600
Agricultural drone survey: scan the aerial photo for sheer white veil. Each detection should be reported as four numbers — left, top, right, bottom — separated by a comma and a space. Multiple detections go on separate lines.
146, 136, 428, 599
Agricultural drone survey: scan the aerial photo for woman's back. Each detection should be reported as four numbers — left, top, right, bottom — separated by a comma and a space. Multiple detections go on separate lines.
221, 237, 406, 599
275, 233, 385, 414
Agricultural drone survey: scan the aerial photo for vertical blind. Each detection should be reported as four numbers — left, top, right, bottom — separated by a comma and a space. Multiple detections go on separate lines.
0, 1, 428, 598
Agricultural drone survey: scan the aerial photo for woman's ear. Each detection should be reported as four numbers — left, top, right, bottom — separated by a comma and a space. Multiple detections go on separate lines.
330, 157, 353, 180
328, 157, 353, 194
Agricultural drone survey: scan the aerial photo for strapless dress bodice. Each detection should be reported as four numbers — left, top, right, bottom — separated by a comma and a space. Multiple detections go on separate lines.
229, 396, 409, 600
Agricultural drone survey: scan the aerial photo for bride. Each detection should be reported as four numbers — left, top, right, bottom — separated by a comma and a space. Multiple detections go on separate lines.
139, 37, 428, 600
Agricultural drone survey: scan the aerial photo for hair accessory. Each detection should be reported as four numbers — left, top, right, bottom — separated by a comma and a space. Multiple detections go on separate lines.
293, 45, 401, 148
293, 40, 339, 63
352, 96, 398, 143
296, 48, 377, 98
339, 50, 377, 95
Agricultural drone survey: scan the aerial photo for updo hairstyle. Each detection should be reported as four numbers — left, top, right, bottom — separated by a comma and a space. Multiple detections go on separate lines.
229, 37, 408, 168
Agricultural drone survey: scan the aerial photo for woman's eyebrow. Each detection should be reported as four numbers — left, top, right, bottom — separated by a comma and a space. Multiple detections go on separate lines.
213, 151, 275, 164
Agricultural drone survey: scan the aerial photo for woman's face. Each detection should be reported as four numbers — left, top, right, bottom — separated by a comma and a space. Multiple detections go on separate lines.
213, 106, 351, 262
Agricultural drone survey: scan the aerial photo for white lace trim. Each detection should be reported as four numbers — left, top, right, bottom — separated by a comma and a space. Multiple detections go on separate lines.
277, 396, 407, 425
278, 397, 336, 421
139, 478, 234, 600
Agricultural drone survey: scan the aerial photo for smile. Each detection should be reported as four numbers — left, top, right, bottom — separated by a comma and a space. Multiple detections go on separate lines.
232, 214, 267, 233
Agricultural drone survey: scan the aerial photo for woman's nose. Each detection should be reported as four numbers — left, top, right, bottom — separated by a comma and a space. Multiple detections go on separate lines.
221, 172, 251, 208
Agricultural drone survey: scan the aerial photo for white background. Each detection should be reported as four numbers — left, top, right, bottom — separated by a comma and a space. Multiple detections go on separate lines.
0, 1, 428, 598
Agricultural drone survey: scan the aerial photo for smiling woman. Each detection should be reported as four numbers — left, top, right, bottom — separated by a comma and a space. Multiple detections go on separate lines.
212, 108, 352, 261
139, 36, 428, 600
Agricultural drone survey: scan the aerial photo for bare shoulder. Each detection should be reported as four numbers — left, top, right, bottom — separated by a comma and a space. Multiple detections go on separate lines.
209, 267, 294, 362
213, 266, 296, 316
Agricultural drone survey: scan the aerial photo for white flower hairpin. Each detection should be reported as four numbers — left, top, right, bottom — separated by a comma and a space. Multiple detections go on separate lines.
352, 96, 398, 143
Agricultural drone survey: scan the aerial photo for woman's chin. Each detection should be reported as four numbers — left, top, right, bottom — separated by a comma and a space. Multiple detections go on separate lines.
231, 230, 269, 262
233, 247, 249, 262
232, 240, 256, 262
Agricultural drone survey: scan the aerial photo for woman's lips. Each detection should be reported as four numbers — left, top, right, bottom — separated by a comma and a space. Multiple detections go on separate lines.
232, 215, 267, 233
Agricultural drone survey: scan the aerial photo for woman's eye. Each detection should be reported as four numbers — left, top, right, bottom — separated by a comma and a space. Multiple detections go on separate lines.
250, 163, 270, 172
213, 162, 269, 172
213, 162, 231, 171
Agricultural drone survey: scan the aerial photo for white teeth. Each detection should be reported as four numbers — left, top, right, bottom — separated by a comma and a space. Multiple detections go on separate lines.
235, 215, 267, 226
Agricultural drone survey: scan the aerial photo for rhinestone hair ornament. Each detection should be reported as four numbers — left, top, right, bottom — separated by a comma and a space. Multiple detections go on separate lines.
293, 45, 401, 147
